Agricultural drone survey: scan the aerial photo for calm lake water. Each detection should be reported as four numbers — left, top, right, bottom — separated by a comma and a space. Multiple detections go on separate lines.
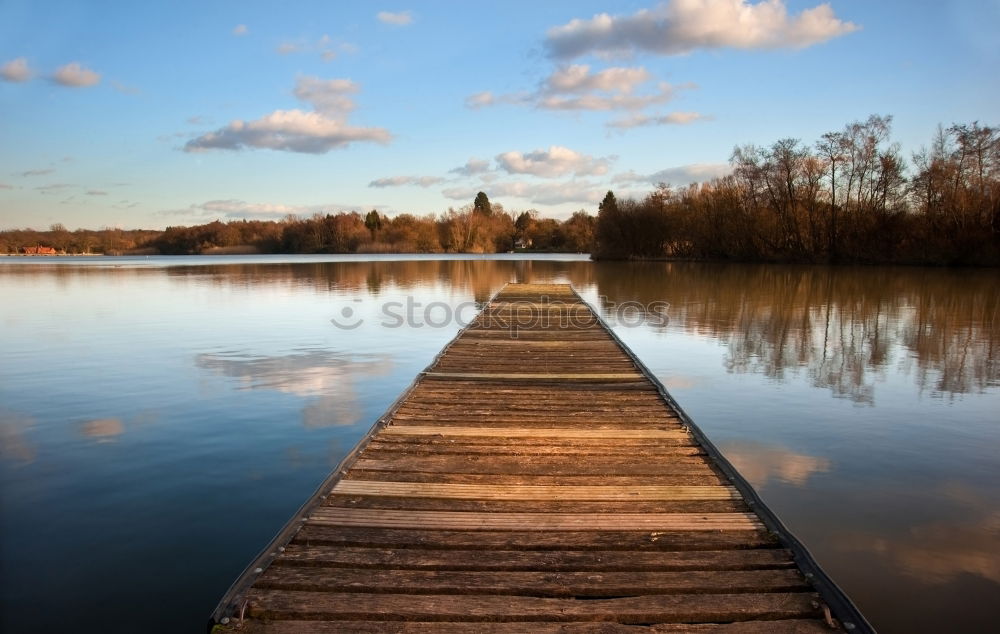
1, 254, 997, 633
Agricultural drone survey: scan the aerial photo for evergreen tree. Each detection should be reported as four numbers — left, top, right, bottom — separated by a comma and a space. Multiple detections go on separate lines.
364, 209, 382, 237
473, 192, 492, 216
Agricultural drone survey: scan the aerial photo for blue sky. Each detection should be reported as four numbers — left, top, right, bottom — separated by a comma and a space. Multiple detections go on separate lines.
1, 0, 998, 230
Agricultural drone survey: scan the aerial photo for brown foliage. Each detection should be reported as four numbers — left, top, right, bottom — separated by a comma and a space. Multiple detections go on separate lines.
595, 117, 999, 265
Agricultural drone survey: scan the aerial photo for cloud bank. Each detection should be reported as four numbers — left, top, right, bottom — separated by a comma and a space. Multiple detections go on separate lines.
468, 65, 692, 112
185, 76, 391, 154
615, 162, 732, 186
369, 175, 445, 188
545, 0, 859, 59
443, 180, 610, 206
496, 146, 614, 178
449, 158, 491, 176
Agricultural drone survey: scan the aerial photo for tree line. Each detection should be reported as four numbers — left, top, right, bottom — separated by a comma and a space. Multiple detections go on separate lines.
595, 116, 999, 265
0, 194, 596, 255
4, 115, 996, 264
0, 224, 161, 255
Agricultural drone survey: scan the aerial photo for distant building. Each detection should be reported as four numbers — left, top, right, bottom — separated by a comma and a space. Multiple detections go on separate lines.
23, 246, 58, 255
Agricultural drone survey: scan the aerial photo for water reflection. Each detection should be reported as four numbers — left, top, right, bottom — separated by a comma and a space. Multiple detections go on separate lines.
720, 441, 832, 489
195, 349, 393, 427
0, 410, 36, 464
6, 257, 994, 402
590, 263, 999, 402
0, 257, 593, 302
834, 485, 1000, 585
2, 255, 998, 634
79, 418, 124, 440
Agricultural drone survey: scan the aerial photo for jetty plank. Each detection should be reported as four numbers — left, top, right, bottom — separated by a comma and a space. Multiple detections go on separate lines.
211, 283, 865, 632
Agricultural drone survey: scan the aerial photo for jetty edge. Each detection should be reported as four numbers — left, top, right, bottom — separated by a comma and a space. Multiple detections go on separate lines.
209, 282, 873, 633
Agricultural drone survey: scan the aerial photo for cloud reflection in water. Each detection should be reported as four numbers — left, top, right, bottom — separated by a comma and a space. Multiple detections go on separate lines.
831, 483, 1000, 586
0, 410, 36, 464
720, 441, 832, 490
195, 349, 393, 427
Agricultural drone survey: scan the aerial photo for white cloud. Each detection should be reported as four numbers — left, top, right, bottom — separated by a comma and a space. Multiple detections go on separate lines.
184, 109, 391, 154
443, 180, 609, 206
276, 42, 300, 55
607, 110, 710, 129
449, 158, 491, 176
185, 76, 391, 154
292, 76, 359, 116
496, 146, 614, 178
1, 57, 32, 82
369, 175, 444, 188
546, 0, 859, 59
160, 199, 382, 220
199, 199, 304, 217
233, 24, 249, 36
20, 168, 54, 176
544, 64, 650, 94
615, 162, 732, 186
537, 81, 683, 111
85, 190, 108, 196
51, 62, 101, 87
377, 10, 413, 26
468, 65, 692, 112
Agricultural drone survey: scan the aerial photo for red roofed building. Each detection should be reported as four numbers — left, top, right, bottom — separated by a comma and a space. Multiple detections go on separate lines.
23, 246, 58, 255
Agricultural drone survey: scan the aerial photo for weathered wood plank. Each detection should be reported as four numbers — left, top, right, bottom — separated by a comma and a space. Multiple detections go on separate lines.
331, 481, 739, 501
234, 620, 832, 633
292, 526, 780, 551
237, 619, 831, 634
362, 444, 705, 457
423, 372, 644, 381
307, 509, 763, 531
245, 590, 822, 623
349, 456, 715, 476
368, 437, 698, 449
275, 545, 796, 571
255, 567, 809, 596
324, 497, 747, 514
344, 472, 727, 487
215, 283, 854, 633
379, 426, 690, 439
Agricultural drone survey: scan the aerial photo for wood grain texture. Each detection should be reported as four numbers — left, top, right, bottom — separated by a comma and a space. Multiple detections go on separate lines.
331, 481, 739, 501
215, 283, 833, 632
379, 426, 690, 439
307, 509, 763, 531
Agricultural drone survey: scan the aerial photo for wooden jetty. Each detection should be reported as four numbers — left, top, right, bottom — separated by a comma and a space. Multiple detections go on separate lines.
211, 283, 871, 633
